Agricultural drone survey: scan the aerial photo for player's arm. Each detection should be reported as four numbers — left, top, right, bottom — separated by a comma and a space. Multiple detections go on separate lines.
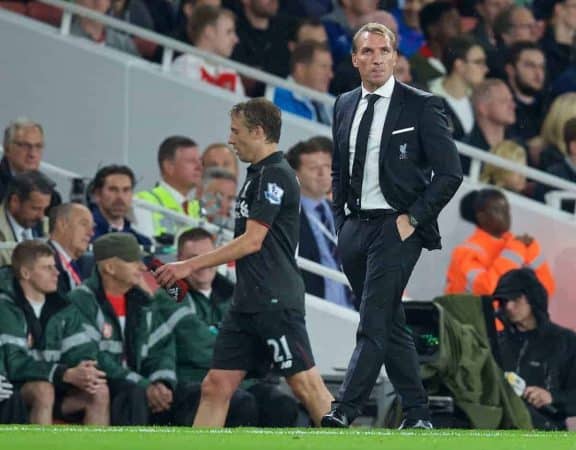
155, 220, 268, 286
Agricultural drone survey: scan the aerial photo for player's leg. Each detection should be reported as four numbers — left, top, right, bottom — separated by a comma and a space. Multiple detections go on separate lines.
285, 367, 333, 426
193, 369, 246, 427
20, 381, 54, 425
193, 311, 255, 427
258, 309, 333, 426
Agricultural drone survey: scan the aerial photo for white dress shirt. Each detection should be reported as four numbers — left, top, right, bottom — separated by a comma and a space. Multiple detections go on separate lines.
50, 240, 79, 289
7, 212, 33, 242
348, 76, 395, 210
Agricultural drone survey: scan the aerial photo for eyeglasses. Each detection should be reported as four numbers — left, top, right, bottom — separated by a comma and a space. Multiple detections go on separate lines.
12, 141, 44, 152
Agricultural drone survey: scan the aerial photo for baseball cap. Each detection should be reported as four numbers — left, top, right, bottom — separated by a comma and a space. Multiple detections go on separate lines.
93, 233, 145, 262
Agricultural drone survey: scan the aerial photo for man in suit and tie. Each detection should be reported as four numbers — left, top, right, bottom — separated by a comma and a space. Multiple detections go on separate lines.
322, 22, 463, 429
286, 139, 353, 309
0, 171, 53, 266
48, 203, 95, 294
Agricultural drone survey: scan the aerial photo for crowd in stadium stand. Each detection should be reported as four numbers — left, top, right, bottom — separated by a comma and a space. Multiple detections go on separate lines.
0, 0, 576, 430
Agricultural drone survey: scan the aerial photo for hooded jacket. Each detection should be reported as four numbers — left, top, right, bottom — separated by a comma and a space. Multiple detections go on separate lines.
495, 268, 576, 430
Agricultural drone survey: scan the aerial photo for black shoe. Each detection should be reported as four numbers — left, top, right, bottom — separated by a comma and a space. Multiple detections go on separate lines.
321, 408, 350, 428
398, 418, 434, 430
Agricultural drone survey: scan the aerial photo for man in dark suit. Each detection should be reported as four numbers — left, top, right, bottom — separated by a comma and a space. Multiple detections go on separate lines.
47, 203, 95, 294
321, 22, 463, 429
286, 139, 353, 309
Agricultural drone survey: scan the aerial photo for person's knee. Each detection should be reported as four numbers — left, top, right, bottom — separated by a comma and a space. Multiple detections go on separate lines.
89, 385, 110, 409
24, 381, 55, 409
201, 372, 236, 402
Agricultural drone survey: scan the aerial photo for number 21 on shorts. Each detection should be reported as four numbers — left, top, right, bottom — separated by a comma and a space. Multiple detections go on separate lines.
267, 336, 293, 370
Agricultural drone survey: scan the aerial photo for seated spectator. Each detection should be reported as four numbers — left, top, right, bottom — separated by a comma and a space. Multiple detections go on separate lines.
494, 268, 576, 430
0, 346, 27, 424
231, 0, 296, 93
391, 0, 425, 58
394, 52, 414, 86
1, 118, 62, 207
539, 0, 576, 83
286, 139, 353, 309
48, 204, 95, 293
177, 0, 222, 35
90, 165, 152, 249
445, 188, 555, 298
71, 0, 138, 55
70, 233, 196, 425
463, 79, 517, 174
156, 228, 300, 426
428, 36, 487, 140
172, 6, 244, 96
534, 117, 576, 212
535, 93, 576, 170
409, 2, 461, 87
201, 143, 239, 180
321, 0, 379, 66
199, 168, 236, 230
109, 0, 154, 30
288, 17, 328, 53
266, 41, 333, 125
470, 0, 511, 64
136, 136, 202, 246
0, 241, 108, 425
279, 0, 333, 19
0, 172, 53, 266
490, 6, 539, 79
505, 42, 547, 148
480, 140, 527, 194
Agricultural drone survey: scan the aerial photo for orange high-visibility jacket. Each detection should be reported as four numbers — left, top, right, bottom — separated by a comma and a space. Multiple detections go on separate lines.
445, 228, 555, 297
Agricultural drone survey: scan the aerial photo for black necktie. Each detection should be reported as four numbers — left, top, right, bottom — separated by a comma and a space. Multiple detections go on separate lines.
315, 202, 339, 264
349, 94, 380, 211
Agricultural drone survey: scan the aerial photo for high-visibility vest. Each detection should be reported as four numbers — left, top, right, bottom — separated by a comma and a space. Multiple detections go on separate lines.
445, 227, 555, 298
136, 184, 201, 238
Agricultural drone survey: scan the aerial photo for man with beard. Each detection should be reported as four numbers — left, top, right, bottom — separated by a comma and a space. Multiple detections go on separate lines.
90, 165, 152, 250
505, 42, 547, 146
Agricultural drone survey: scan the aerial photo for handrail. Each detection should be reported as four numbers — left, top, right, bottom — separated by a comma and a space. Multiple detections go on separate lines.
36, 0, 336, 106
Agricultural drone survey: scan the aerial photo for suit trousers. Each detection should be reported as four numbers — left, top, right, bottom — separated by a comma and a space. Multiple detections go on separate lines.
336, 213, 429, 420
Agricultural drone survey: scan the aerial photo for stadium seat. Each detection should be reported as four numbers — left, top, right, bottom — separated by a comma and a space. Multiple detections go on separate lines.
0, 1, 28, 15
27, 1, 62, 27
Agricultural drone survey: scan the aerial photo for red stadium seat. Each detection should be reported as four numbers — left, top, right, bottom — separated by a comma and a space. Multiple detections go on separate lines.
27, 1, 62, 27
0, 1, 28, 15
134, 37, 158, 60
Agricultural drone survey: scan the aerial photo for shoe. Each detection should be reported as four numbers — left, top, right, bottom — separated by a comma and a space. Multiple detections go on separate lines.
321, 408, 350, 428
398, 418, 434, 430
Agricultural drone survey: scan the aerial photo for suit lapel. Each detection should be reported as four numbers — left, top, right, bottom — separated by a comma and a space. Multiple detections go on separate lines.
379, 82, 405, 163
340, 88, 362, 183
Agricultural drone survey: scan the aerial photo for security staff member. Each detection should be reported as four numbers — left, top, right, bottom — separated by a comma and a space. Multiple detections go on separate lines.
155, 98, 334, 427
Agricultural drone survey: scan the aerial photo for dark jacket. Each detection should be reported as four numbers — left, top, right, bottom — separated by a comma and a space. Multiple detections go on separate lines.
496, 269, 576, 430
533, 158, 576, 213
331, 81, 463, 250
47, 240, 94, 295
90, 205, 152, 251
298, 210, 325, 299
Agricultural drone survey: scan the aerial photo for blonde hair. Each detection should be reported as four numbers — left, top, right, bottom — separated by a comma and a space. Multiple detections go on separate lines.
481, 140, 527, 187
540, 93, 576, 156
352, 22, 397, 53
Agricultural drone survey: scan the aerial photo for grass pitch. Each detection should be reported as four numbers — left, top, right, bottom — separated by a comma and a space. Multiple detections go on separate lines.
1, 426, 575, 450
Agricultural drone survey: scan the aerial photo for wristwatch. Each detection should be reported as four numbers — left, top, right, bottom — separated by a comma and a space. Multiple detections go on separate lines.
408, 214, 419, 228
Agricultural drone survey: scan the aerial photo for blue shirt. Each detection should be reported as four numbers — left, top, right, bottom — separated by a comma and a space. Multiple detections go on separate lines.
301, 196, 351, 309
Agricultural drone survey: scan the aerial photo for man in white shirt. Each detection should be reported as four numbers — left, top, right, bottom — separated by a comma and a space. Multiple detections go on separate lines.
172, 5, 244, 96
0, 171, 53, 266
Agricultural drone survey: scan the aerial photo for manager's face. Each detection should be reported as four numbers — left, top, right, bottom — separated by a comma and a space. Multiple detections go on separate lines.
352, 31, 397, 92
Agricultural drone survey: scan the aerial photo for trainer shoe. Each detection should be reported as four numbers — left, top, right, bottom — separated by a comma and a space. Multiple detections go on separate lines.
398, 418, 434, 430
321, 408, 350, 428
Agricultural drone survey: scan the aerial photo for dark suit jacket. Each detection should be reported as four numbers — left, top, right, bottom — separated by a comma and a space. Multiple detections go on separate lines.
48, 240, 94, 294
331, 80, 463, 250
298, 210, 325, 298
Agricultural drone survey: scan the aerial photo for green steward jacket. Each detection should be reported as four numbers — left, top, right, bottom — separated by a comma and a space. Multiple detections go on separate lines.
0, 267, 98, 386
68, 270, 177, 389
421, 294, 533, 429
